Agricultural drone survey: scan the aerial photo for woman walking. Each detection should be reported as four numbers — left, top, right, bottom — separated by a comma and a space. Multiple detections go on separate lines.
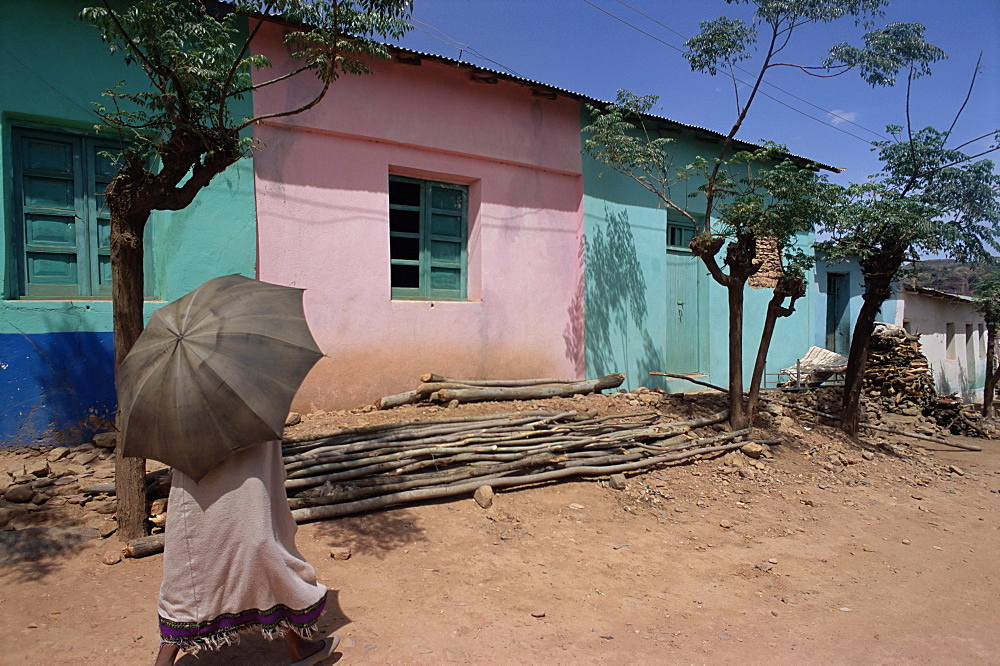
153, 440, 337, 665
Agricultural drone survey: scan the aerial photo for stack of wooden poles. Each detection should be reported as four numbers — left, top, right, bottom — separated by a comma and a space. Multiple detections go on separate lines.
282, 408, 776, 523
376, 374, 626, 409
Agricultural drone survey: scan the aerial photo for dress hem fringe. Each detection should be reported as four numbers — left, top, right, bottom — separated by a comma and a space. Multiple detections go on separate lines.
160, 617, 319, 655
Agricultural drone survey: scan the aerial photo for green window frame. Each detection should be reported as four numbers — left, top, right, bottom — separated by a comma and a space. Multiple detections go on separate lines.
10, 126, 147, 299
388, 175, 468, 301
666, 211, 697, 251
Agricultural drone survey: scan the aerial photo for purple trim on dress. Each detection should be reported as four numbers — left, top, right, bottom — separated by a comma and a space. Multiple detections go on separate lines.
159, 595, 326, 646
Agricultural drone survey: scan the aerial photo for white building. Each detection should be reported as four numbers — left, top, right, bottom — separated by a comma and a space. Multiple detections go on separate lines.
889, 286, 987, 403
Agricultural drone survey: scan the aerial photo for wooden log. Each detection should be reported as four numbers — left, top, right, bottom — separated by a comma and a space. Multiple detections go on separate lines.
286, 410, 725, 492
79, 482, 116, 495
375, 390, 422, 410
123, 534, 164, 558
79, 468, 172, 496
420, 374, 577, 386
648, 371, 726, 393
284, 413, 585, 464
433, 374, 625, 404
415, 382, 487, 395
285, 422, 670, 490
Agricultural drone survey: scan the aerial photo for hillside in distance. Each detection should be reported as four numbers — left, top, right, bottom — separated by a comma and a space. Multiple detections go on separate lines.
903, 259, 998, 297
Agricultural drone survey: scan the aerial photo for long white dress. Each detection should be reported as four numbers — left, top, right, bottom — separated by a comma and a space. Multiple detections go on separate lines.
157, 440, 327, 653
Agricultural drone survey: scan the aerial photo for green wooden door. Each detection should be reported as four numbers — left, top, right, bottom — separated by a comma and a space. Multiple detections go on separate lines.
665, 250, 702, 373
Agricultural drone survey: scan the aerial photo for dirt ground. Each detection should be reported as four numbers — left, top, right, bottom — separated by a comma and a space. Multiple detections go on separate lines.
1, 390, 999, 664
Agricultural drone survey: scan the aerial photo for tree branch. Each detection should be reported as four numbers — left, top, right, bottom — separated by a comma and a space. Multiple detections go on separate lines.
946, 52, 983, 138
236, 77, 332, 131
229, 63, 316, 97
218, 12, 271, 129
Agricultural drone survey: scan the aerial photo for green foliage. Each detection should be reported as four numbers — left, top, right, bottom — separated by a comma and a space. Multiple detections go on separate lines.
714, 144, 834, 253
825, 22, 945, 86
876, 127, 1000, 262
820, 125, 1000, 269
683, 0, 940, 87
737, 0, 888, 25
684, 17, 755, 76
584, 97, 831, 260
583, 91, 699, 228
973, 270, 1000, 326
81, 0, 411, 161
816, 181, 943, 264
587, 1, 950, 265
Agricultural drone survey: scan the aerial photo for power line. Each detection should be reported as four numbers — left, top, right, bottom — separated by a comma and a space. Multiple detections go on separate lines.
609, 0, 889, 140
0, 43, 100, 118
407, 18, 523, 78
582, 0, 887, 144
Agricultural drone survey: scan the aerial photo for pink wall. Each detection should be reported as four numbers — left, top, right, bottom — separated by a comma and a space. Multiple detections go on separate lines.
252, 24, 585, 411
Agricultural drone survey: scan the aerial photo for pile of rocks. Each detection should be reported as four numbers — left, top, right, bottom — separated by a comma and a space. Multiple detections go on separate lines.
0, 433, 119, 537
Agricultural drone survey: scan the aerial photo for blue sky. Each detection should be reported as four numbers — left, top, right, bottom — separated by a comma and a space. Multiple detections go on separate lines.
393, 0, 1000, 187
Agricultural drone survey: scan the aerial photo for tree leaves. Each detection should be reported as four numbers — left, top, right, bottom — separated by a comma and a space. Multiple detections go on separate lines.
825, 22, 946, 86
82, 0, 411, 163
973, 270, 1000, 326
684, 17, 755, 76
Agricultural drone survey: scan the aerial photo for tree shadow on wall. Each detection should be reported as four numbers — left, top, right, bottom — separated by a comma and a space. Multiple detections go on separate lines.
584, 208, 665, 387
563, 236, 586, 377
936, 365, 953, 396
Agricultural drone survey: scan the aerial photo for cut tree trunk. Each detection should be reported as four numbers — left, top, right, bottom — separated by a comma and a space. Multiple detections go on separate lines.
983, 325, 998, 418
432, 374, 624, 403
726, 281, 749, 429
110, 211, 149, 542
841, 270, 896, 436
123, 534, 164, 558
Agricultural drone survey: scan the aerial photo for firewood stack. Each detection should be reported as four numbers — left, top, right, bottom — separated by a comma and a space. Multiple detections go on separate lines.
863, 323, 937, 417
861, 323, 995, 438
929, 394, 998, 438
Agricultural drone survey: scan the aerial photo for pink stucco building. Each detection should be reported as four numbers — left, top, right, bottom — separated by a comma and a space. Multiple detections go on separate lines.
252, 24, 585, 411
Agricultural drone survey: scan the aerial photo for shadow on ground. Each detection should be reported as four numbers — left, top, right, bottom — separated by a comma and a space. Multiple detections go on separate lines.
0, 525, 100, 583
306, 507, 426, 560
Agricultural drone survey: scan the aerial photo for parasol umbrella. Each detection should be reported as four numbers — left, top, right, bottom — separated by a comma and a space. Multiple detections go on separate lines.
116, 274, 323, 481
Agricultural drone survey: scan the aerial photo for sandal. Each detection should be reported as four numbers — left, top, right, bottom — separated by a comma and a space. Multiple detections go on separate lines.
290, 635, 340, 666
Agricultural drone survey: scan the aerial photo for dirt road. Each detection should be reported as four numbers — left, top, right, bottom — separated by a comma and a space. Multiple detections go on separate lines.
1, 396, 998, 664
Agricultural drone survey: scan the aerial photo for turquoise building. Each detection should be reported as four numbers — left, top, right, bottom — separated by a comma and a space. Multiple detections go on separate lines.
582, 113, 829, 394
0, 1, 257, 445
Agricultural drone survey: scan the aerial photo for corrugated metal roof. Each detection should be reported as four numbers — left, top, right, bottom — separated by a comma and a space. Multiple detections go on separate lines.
904, 285, 974, 303
212, 1, 840, 173
386, 44, 842, 173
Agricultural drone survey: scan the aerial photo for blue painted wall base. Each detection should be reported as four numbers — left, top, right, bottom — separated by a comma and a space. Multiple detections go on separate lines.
1, 332, 116, 447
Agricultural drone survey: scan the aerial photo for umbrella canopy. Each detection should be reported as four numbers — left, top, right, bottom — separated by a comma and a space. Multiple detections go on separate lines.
116, 274, 323, 481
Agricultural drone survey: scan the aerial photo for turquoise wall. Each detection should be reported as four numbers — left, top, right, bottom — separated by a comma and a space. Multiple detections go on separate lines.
813, 256, 896, 355
582, 120, 818, 394
0, 1, 257, 446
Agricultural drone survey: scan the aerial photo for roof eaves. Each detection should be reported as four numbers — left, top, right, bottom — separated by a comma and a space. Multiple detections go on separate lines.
904, 285, 974, 303
385, 44, 842, 174
213, 3, 841, 173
